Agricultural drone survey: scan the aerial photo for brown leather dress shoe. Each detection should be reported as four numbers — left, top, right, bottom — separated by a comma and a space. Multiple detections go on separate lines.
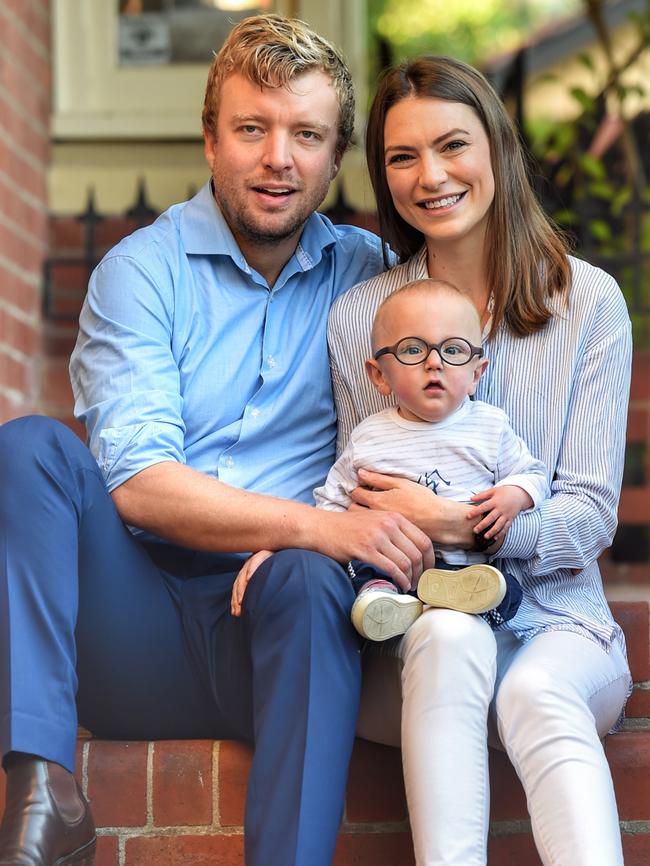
0, 754, 96, 866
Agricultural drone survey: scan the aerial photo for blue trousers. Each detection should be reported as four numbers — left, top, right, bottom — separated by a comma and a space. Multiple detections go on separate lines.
0, 416, 362, 866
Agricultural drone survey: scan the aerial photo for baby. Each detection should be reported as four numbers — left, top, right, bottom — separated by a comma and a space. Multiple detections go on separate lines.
232, 279, 549, 641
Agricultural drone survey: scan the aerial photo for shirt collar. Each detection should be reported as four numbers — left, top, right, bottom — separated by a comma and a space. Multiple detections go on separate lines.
179, 180, 339, 274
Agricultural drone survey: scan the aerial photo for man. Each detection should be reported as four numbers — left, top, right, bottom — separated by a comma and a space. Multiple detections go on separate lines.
0, 14, 431, 866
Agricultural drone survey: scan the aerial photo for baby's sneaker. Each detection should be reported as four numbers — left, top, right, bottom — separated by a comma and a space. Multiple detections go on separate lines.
351, 580, 423, 641
417, 564, 506, 614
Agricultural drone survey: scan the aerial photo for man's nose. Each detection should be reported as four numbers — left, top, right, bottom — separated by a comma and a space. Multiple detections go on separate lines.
262, 131, 294, 172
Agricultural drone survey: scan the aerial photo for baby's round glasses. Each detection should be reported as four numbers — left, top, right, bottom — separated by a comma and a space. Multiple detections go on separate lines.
374, 336, 484, 367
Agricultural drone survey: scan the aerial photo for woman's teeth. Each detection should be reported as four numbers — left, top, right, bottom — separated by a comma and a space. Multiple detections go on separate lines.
423, 194, 461, 209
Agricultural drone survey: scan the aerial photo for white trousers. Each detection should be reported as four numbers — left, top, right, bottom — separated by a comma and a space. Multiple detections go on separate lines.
357, 609, 631, 866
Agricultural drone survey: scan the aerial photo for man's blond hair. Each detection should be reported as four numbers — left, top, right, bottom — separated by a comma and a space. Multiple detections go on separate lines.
202, 14, 354, 158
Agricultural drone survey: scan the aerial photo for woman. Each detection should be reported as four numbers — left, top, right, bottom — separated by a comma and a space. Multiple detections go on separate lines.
328, 56, 632, 866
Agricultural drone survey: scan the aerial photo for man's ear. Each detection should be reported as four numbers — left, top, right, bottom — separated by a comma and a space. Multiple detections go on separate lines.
203, 129, 217, 170
365, 358, 392, 397
468, 357, 489, 396
331, 151, 342, 181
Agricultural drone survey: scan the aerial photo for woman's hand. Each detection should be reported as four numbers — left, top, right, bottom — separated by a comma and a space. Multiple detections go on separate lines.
231, 549, 273, 617
350, 469, 477, 549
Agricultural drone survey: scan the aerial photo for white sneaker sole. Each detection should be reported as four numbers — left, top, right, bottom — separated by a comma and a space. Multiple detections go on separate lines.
351, 592, 423, 642
417, 565, 506, 614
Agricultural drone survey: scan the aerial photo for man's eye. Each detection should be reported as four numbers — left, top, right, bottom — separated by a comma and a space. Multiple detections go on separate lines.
299, 130, 318, 140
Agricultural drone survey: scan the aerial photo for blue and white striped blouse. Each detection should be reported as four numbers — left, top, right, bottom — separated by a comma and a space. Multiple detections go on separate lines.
328, 248, 632, 654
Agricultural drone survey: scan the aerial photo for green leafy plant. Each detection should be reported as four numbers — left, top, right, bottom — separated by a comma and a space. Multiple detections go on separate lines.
527, 0, 649, 344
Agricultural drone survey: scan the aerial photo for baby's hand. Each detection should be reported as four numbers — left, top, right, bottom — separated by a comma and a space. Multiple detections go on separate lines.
231, 550, 274, 617
466, 485, 534, 541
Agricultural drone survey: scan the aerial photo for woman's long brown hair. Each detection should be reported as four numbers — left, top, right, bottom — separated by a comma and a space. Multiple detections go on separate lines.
366, 56, 571, 338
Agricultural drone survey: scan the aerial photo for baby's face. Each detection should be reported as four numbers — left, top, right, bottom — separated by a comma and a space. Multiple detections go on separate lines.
367, 291, 486, 423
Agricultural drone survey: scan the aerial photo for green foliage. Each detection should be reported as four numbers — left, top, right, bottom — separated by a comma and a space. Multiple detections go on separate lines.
526, 39, 649, 344
368, 0, 582, 66
570, 86, 597, 113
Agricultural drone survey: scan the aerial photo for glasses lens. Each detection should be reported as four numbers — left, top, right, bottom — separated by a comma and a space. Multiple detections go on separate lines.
395, 337, 429, 365
440, 338, 473, 365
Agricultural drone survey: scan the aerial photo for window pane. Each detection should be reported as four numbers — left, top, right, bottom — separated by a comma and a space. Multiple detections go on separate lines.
118, 0, 274, 66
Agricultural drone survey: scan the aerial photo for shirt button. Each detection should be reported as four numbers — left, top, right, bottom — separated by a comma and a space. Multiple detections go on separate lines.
225, 456, 235, 468
267, 355, 276, 368
250, 408, 260, 418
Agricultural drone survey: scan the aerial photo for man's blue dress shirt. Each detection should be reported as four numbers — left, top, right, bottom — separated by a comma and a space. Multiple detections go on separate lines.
70, 182, 384, 509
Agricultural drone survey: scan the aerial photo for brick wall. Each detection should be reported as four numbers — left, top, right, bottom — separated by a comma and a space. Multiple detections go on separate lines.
0, 0, 50, 422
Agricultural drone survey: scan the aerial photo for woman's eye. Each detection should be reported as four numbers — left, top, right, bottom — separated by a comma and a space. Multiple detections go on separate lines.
387, 153, 413, 165
444, 140, 467, 152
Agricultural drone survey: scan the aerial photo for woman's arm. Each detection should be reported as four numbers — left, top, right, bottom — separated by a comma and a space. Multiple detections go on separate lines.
497, 318, 632, 575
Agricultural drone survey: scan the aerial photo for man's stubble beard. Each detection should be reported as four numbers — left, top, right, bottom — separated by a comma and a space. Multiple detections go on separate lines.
218, 193, 310, 247
211, 167, 332, 249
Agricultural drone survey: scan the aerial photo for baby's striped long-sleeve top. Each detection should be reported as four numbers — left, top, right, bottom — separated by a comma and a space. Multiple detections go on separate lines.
314, 399, 550, 566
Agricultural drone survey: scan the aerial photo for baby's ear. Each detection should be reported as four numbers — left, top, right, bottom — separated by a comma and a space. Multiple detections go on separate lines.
468, 357, 489, 396
365, 358, 392, 397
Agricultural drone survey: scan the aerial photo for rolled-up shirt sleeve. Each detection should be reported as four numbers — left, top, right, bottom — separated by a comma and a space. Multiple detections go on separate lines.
70, 254, 186, 492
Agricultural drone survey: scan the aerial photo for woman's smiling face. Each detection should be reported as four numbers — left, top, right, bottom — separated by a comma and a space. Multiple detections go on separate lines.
383, 96, 495, 253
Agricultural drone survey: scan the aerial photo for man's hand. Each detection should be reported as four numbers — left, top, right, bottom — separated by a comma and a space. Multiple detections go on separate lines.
312, 508, 434, 592
231, 550, 273, 617
466, 484, 533, 541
